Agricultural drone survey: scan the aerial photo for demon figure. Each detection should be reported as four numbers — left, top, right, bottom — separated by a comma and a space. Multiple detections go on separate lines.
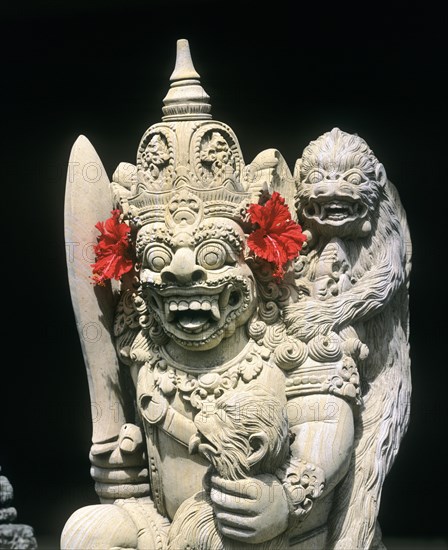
61, 41, 411, 550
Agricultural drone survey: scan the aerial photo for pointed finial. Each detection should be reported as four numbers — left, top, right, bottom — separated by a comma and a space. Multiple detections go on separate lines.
169, 38, 201, 81
162, 39, 212, 121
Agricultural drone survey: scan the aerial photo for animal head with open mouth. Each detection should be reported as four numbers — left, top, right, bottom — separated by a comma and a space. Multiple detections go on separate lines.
295, 128, 387, 239
136, 216, 257, 350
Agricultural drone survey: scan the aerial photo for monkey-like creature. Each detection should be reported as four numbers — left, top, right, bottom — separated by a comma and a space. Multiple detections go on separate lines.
286, 128, 412, 549
166, 387, 291, 550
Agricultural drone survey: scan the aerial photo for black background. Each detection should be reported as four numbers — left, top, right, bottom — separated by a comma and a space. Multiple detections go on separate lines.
1, 0, 446, 546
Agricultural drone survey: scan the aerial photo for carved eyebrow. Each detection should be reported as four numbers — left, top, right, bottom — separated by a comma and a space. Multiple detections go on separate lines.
303, 169, 327, 182
341, 168, 366, 175
193, 223, 244, 251
340, 168, 370, 182
135, 228, 175, 256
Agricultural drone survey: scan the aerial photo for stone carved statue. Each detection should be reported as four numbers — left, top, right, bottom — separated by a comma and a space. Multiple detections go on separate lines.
62, 39, 411, 549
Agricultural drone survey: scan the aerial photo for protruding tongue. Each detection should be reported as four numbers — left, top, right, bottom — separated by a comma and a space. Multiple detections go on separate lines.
177, 311, 210, 329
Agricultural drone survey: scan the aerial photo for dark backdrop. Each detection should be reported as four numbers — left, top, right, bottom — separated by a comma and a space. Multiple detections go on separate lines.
2, 0, 446, 545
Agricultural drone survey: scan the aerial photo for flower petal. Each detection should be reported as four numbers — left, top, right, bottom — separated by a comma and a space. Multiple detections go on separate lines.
247, 192, 306, 280
247, 230, 288, 266
247, 192, 290, 231
276, 221, 307, 260
91, 210, 134, 284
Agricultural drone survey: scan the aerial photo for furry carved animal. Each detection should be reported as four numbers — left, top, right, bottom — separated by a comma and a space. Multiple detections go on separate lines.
167, 387, 290, 550
286, 128, 412, 549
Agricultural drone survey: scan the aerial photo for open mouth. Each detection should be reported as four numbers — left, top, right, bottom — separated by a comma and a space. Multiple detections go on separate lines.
166, 295, 222, 334
305, 200, 366, 224
145, 282, 244, 339
188, 431, 220, 460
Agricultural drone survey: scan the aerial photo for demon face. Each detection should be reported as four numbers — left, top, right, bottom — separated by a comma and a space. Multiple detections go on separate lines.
136, 215, 256, 350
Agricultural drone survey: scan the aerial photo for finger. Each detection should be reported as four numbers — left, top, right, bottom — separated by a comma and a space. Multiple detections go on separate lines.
210, 475, 245, 496
215, 510, 255, 528
216, 521, 255, 541
210, 487, 250, 511
90, 465, 148, 483
210, 476, 262, 500
212, 500, 256, 518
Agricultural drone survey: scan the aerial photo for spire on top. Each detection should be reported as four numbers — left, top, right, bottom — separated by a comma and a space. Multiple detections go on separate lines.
162, 39, 212, 121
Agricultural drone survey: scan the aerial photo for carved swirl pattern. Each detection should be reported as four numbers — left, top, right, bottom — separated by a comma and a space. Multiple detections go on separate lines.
257, 300, 280, 324
257, 280, 280, 302
277, 283, 293, 306
148, 324, 170, 345
307, 332, 342, 362
293, 254, 311, 279
138, 312, 154, 330
114, 289, 141, 336
114, 289, 146, 366
247, 316, 267, 341
114, 288, 154, 334
273, 339, 308, 371
323, 356, 362, 404
262, 322, 287, 350
276, 457, 325, 526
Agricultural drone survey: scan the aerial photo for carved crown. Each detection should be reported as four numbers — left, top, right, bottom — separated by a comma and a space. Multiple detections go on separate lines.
112, 39, 259, 227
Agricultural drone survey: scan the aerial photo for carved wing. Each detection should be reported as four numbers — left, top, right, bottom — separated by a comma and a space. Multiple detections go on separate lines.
245, 149, 297, 218
64, 135, 131, 446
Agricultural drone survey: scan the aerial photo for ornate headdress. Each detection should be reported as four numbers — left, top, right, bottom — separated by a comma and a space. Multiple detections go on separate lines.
112, 39, 258, 229
92, 40, 305, 285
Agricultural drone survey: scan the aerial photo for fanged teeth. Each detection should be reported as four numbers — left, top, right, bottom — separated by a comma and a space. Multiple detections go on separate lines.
319, 202, 355, 220
219, 284, 233, 309
307, 201, 363, 221
164, 297, 221, 321
211, 302, 220, 321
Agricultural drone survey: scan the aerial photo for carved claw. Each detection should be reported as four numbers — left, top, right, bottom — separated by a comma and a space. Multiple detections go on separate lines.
188, 432, 201, 455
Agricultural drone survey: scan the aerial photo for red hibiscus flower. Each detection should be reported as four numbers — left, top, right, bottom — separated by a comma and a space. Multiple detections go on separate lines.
247, 192, 306, 279
91, 209, 134, 285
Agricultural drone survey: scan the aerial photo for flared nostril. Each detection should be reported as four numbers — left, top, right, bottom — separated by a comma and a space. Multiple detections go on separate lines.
160, 265, 207, 285
192, 269, 206, 283
161, 271, 177, 284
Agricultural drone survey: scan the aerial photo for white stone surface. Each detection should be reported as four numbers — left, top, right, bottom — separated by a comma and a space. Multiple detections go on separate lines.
61, 39, 411, 549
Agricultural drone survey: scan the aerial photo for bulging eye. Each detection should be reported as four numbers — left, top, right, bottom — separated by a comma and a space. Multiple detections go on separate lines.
345, 171, 366, 185
196, 243, 227, 270
307, 170, 324, 184
144, 245, 172, 272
